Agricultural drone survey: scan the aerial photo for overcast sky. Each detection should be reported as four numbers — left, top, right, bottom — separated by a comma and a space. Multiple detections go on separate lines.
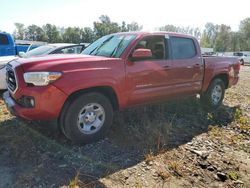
0, 0, 249, 33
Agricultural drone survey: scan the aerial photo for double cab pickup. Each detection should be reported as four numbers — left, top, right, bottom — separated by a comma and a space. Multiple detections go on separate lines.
3, 32, 240, 143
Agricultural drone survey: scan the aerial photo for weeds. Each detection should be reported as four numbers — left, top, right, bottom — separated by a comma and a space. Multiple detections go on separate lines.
239, 124, 250, 131
135, 182, 143, 188
208, 126, 223, 138
233, 106, 250, 132
144, 151, 155, 164
157, 170, 170, 180
234, 107, 243, 121
228, 171, 239, 181
207, 113, 214, 121
69, 171, 80, 188
156, 133, 166, 153
233, 107, 249, 125
168, 161, 183, 177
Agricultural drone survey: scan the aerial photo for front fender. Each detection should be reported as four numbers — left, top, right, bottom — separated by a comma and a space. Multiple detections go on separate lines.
53, 68, 127, 110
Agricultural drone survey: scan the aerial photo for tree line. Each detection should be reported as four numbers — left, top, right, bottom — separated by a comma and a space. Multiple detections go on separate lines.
158, 18, 250, 52
13, 15, 250, 52
13, 15, 142, 44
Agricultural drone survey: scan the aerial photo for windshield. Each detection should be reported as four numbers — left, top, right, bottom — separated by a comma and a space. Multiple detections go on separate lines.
82, 34, 136, 58
23, 45, 56, 57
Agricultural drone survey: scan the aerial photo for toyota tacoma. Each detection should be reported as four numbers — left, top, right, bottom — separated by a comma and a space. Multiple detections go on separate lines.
3, 32, 240, 143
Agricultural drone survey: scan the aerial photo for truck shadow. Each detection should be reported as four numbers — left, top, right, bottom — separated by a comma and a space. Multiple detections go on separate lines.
0, 94, 236, 187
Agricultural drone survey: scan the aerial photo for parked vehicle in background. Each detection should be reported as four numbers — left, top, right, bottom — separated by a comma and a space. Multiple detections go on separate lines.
3, 32, 240, 144
0, 43, 86, 90
0, 32, 46, 57
0, 32, 47, 89
19, 43, 86, 58
201, 47, 214, 55
0, 56, 19, 89
233, 52, 250, 65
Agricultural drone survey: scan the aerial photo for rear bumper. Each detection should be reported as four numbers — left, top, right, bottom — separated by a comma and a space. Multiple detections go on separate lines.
3, 85, 68, 120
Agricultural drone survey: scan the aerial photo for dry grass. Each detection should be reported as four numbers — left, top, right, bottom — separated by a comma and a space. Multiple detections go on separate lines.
157, 170, 170, 180
0, 67, 250, 187
144, 151, 155, 164
68, 172, 80, 188
168, 161, 183, 177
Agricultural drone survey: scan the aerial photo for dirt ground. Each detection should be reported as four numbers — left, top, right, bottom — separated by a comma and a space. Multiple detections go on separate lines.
0, 66, 249, 188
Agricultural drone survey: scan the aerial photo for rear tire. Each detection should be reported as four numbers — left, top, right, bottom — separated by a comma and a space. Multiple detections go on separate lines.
201, 78, 225, 110
61, 92, 113, 144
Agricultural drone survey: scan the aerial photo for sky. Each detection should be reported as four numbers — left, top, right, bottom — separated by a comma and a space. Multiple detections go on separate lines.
0, 0, 250, 33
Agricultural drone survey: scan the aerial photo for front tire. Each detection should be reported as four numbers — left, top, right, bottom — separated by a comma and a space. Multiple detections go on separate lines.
62, 92, 113, 144
201, 78, 225, 110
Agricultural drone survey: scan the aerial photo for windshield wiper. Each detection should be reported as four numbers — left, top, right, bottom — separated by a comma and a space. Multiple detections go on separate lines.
89, 36, 113, 56
109, 36, 125, 58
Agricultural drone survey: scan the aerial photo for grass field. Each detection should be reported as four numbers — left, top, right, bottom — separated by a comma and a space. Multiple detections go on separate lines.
0, 66, 249, 188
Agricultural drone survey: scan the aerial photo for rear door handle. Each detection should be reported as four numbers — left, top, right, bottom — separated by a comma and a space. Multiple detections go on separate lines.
163, 65, 171, 70
193, 63, 201, 67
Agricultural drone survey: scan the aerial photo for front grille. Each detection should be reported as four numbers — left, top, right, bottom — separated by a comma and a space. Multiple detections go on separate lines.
6, 64, 17, 92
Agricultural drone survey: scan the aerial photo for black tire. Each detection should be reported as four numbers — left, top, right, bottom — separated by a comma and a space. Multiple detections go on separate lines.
240, 59, 244, 65
200, 78, 225, 110
61, 92, 113, 144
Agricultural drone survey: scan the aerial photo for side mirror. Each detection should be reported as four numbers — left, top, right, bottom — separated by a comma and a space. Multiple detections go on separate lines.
18, 51, 26, 57
131, 48, 152, 61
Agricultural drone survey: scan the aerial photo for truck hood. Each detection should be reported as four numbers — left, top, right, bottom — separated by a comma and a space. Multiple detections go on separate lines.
15, 54, 119, 71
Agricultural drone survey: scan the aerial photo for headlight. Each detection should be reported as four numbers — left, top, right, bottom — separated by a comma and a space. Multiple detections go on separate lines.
23, 72, 62, 86
0, 64, 6, 70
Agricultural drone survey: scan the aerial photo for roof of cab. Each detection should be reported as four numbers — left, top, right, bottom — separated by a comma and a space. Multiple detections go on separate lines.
111, 31, 196, 39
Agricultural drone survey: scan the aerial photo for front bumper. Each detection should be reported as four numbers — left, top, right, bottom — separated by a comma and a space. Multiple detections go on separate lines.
3, 91, 16, 115
3, 85, 68, 120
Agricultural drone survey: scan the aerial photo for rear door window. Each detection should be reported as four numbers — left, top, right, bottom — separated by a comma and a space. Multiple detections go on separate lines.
170, 37, 196, 59
0, 34, 9, 45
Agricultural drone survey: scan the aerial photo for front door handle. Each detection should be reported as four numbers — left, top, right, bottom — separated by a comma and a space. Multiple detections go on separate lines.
187, 64, 201, 69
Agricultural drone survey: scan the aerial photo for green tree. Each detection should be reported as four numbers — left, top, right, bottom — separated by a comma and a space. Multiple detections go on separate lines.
121, 21, 128, 32
193, 28, 202, 39
43, 24, 62, 43
13, 23, 25, 40
62, 27, 81, 43
81, 27, 95, 43
239, 18, 250, 50
214, 24, 231, 52
159, 24, 180, 32
126, 22, 143, 31
159, 25, 201, 39
93, 15, 121, 39
25, 24, 46, 41
228, 32, 241, 51
200, 23, 217, 48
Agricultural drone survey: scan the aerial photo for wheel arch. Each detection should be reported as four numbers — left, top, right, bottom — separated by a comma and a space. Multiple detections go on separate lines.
203, 73, 229, 93
212, 73, 229, 89
63, 86, 119, 111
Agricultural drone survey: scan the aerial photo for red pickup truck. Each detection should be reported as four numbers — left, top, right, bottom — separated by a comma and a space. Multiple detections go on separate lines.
3, 32, 240, 143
